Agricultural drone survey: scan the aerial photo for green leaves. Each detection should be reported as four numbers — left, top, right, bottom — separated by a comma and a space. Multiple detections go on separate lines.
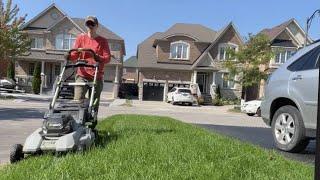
224, 34, 274, 88
0, 0, 30, 62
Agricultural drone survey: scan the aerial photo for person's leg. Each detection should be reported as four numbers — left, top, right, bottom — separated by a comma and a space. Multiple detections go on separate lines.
74, 75, 88, 101
93, 80, 103, 111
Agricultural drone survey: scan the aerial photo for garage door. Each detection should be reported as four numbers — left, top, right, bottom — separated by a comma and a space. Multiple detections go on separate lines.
143, 82, 164, 101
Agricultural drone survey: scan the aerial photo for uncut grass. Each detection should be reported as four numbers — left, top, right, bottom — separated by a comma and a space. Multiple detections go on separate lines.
0, 115, 313, 180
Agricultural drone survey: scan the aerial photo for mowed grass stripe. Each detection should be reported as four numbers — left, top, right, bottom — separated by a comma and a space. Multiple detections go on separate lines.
0, 114, 313, 180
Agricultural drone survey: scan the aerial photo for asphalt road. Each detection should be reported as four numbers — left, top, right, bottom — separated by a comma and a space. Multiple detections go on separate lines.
197, 124, 315, 164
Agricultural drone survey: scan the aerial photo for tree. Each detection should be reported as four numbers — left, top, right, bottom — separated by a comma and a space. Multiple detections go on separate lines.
223, 34, 274, 99
32, 62, 41, 94
0, 0, 31, 79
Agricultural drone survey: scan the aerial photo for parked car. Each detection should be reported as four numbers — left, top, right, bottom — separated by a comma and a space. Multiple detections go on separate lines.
0, 78, 16, 89
241, 100, 261, 116
167, 87, 193, 106
261, 41, 320, 153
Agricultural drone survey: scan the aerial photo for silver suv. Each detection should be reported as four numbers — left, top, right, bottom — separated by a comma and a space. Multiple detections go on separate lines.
261, 41, 320, 152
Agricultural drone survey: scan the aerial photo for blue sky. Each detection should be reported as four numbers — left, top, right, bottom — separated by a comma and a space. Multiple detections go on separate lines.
15, 0, 320, 59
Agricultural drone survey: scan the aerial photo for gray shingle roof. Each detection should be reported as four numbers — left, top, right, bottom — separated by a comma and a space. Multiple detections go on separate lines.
159, 23, 217, 42
137, 32, 192, 70
71, 18, 124, 41
124, 56, 138, 68
259, 19, 294, 41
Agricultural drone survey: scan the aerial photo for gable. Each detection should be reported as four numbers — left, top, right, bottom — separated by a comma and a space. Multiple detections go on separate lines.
27, 6, 65, 29
209, 26, 242, 59
287, 21, 306, 46
49, 17, 83, 36
272, 29, 299, 47
196, 53, 213, 67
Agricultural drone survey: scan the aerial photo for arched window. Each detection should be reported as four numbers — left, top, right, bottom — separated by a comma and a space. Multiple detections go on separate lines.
170, 41, 190, 60
55, 33, 76, 50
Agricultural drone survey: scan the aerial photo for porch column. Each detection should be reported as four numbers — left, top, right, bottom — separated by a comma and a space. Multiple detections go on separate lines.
138, 72, 143, 101
192, 70, 197, 83
210, 72, 217, 99
163, 80, 169, 102
113, 65, 119, 99
40, 61, 45, 95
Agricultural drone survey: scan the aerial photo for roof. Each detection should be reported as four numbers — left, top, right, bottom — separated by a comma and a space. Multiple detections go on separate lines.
260, 19, 294, 40
124, 56, 138, 68
138, 32, 192, 70
17, 50, 121, 65
138, 22, 244, 70
71, 18, 124, 41
158, 23, 218, 42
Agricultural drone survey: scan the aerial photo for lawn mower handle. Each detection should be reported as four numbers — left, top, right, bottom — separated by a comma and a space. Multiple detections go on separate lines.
68, 48, 99, 62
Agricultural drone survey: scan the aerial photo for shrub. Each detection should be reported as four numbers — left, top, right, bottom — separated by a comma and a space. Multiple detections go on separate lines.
32, 62, 41, 94
6, 61, 15, 81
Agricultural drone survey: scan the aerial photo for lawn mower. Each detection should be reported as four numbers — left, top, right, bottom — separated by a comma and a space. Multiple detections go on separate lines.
10, 48, 100, 163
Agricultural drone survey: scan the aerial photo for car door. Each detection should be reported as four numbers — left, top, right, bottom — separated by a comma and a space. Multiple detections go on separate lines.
288, 46, 320, 129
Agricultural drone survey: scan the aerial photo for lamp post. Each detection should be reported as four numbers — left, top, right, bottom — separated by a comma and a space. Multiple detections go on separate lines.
307, 9, 320, 180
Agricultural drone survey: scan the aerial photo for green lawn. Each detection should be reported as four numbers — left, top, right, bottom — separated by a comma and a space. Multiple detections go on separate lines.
0, 115, 313, 180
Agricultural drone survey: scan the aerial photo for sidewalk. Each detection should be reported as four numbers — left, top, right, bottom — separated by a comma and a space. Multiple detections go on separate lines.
0, 92, 52, 101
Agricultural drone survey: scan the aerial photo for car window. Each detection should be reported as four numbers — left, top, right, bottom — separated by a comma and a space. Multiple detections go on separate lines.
288, 45, 320, 71
170, 88, 176, 93
178, 89, 191, 94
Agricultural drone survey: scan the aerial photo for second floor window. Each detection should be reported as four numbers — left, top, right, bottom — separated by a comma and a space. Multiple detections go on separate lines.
275, 49, 296, 64
31, 37, 44, 49
55, 33, 76, 50
109, 43, 121, 51
170, 41, 190, 60
218, 43, 237, 61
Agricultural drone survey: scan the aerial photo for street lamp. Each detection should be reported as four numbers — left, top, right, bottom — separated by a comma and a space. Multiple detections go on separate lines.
307, 9, 320, 180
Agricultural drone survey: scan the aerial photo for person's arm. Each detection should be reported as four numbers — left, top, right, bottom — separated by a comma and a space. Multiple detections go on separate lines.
68, 35, 82, 62
96, 40, 111, 63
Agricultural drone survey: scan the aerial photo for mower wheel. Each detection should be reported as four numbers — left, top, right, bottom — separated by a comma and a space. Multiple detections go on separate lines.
10, 144, 24, 163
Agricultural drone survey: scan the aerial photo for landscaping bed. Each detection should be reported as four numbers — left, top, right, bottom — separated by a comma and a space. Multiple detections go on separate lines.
0, 115, 313, 179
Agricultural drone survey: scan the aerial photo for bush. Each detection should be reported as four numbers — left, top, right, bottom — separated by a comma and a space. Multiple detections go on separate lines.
32, 62, 41, 94
6, 61, 15, 81
212, 85, 223, 106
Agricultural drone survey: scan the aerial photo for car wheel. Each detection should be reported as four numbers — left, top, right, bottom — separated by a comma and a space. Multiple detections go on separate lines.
256, 108, 261, 117
247, 113, 255, 116
188, 102, 193, 106
10, 144, 24, 163
171, 98, 176, 105
271, 105, 309, 152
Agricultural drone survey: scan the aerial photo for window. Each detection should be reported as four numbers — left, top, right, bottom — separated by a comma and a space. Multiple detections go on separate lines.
55, 33, 76, 50
31, 37, 44, 49
170, 41, 190, 60
274, 49, 296, 64
28, 63, 35, 75
54, 65, 61, 76
222, 73, 235, 89
109, 43, 121, 51
123, 68, 127, 74
218, 43, 237, 60
288, 46, 320, 72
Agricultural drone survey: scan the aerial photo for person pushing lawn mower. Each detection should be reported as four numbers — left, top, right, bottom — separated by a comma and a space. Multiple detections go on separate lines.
9, 16, 111, 163
68, 16, 111, 110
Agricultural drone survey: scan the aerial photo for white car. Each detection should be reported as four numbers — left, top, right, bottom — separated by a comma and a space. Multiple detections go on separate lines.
241, 100, 261, 116
167, 87, 193, 106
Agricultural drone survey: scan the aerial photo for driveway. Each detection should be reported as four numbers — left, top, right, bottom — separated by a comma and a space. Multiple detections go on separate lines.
0, 99, 315, 164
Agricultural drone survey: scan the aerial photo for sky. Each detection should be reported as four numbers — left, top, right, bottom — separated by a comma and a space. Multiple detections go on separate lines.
14, 0, 320, 59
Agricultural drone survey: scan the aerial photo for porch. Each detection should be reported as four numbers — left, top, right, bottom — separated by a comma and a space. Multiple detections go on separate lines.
15, 60, 64, 94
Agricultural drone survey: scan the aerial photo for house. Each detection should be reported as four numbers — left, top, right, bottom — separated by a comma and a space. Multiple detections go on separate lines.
257, 18, 312, 98
16, 4, 125, 98
122, 56, 138, 83
137, 23, 244, 102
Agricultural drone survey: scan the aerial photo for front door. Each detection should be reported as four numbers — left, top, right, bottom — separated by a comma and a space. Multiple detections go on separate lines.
197, 72, 209, 94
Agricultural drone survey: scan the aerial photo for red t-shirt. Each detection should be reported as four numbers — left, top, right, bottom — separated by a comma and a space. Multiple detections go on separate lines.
70, 33, 111, 80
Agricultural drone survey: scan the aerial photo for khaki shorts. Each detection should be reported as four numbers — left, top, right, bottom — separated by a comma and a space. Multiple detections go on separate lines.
74, 75, 103, 111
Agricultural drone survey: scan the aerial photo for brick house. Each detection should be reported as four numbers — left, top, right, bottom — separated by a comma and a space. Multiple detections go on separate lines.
16, 4, 125, 98
137, 23, 244, 102
257, 18, 312, 98
122, 56, 138, 83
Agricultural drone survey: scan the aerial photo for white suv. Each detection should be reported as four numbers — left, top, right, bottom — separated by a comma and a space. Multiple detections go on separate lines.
167, 87, 193, 106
